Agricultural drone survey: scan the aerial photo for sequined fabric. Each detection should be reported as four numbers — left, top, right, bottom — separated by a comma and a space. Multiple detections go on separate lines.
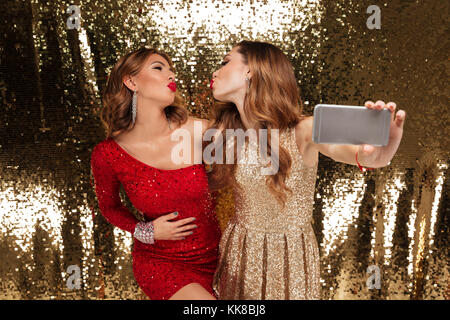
213, 127, 320, 299
91, 138, 221, 299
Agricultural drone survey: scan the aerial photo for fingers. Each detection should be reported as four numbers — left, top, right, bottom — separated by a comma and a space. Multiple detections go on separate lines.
172, 223, 198, 240
159, 212, 196, 225
178, 230, 195, 238
384, 102, 396, 122
365, 100, 397, 113
395, 110, 406, 127
173, 217, 197, 227
160, 211, 179, 221
365, 100, 404, 127
154, 213, 199, 240
177, 223, 198, 232
365, 100, 384, 109
170, 230, 195, 241
374, 100, 385, 109
364, 100, 383, 109
386, 102, 396, 111
364, 100, 374, 108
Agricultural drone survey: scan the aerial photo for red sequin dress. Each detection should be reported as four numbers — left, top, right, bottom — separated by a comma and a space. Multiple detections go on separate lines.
90, 138, 221, 299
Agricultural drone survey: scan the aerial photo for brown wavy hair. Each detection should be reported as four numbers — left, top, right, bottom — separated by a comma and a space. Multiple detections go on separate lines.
207, 40, 308, 208
100, 47, 188, 138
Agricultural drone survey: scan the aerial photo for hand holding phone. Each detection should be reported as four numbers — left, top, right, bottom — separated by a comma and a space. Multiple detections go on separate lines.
312, 104, 391, 147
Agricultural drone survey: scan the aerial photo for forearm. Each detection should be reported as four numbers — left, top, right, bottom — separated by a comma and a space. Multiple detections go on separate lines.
98, 202, 140, 234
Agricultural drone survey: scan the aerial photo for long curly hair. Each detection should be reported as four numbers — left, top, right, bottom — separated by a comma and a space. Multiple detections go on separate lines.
100, 47, 188, 138
207, 40, 308, 208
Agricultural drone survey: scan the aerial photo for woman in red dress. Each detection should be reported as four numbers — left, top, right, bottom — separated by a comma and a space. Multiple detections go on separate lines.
90, 47, 221, 300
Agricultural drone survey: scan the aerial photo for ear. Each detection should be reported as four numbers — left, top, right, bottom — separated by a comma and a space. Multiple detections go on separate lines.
123, 76, 137, 92
246, 69, 253, 80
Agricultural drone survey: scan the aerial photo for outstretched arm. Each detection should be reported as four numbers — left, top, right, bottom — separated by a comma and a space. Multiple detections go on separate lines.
297, 100, 406, 169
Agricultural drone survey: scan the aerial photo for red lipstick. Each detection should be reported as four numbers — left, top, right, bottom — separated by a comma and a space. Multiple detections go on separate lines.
168, 82, 177, 92
210, 79, 214, 89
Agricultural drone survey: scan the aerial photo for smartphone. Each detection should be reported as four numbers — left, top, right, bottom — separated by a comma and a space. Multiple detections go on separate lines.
312, 104, 391, 146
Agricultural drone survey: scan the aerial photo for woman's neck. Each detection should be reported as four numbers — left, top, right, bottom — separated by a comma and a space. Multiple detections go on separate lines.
130, 101, 171, 141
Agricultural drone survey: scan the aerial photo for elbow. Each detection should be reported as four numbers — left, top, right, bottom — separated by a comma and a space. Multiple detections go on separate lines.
97, 204, 117, 220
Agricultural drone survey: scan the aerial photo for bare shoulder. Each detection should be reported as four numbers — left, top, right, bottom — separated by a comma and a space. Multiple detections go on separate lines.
294, 116, 313, 154
294, 116, 318, 167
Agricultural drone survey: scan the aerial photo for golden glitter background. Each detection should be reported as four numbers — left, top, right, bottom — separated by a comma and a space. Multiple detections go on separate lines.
0, 0, 448, 300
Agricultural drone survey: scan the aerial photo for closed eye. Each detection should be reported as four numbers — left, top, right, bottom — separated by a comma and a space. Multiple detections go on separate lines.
221, 61, 228, 66
154, 66, 162, 70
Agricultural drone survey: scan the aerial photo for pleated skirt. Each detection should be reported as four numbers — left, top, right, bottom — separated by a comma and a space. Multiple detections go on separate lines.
212, 219, 321, 300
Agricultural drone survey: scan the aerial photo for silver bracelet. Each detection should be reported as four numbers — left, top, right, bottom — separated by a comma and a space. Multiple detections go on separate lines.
133, 221, 155, 244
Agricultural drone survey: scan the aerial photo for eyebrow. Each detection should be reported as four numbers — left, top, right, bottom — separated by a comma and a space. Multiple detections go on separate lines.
152, 60, 166, 66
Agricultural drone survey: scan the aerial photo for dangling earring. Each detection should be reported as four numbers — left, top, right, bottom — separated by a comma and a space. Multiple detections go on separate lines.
245, 77, 251, 93
131, 89, 137, 125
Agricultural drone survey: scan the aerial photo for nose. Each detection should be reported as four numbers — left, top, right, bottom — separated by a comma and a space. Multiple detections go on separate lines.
212, 70, 217, 79
169, 72, 175, 81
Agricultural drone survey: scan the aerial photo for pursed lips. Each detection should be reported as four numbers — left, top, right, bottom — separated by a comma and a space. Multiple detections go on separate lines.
167, 82, 177, 92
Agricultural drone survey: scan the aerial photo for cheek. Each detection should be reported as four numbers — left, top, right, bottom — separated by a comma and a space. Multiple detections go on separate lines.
137, 72, 165, 98
223, 67, 243, 90
137, 71, 174, 103
139, 71, 159, 88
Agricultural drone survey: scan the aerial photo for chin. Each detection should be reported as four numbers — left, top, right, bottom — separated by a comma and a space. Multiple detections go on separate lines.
163, 95, 175, 106
212, 91, 225, 102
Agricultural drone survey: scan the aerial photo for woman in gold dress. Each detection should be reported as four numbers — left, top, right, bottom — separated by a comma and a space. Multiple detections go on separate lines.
207, 40, 406, 299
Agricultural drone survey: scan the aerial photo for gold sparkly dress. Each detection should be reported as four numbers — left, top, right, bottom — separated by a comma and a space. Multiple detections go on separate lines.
212, 127, 321, 300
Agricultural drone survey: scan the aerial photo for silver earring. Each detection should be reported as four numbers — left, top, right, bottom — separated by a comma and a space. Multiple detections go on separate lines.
131, 89, 137, 125
245, 77, 250, 92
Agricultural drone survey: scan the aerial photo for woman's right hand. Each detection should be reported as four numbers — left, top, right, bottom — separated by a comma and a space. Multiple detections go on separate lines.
152, 211, 197, 241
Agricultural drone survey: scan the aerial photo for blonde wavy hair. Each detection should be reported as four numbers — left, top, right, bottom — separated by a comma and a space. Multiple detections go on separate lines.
100, 47, 188, 138
207, 40, 308, 208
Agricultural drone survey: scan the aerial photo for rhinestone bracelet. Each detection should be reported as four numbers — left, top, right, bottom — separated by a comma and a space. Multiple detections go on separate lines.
133, 221, 155, 244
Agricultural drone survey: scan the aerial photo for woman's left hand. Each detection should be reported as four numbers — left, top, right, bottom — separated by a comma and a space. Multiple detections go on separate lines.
358, 100, 406, 167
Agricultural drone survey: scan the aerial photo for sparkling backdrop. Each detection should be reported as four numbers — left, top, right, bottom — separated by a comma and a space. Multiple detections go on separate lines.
0, 0, 448, 299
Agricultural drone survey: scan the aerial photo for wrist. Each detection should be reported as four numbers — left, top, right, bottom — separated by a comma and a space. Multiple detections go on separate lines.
133, 221, 155, 244
356, 150, 375, 172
